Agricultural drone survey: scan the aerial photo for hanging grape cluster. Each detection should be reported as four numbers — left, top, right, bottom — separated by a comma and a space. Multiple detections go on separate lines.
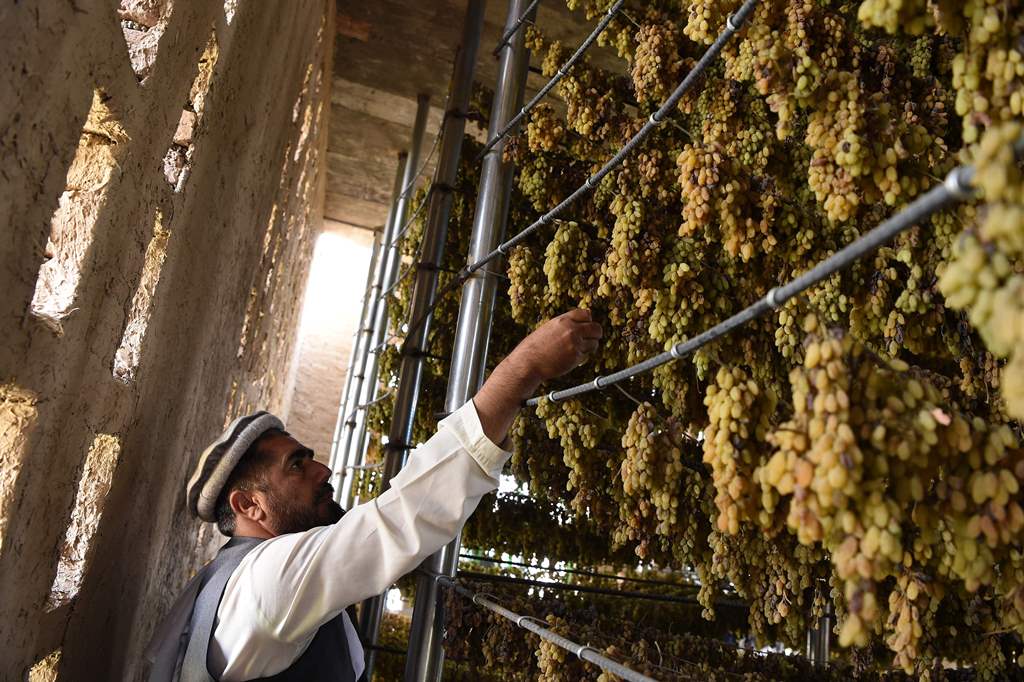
365, 0, 1024, 678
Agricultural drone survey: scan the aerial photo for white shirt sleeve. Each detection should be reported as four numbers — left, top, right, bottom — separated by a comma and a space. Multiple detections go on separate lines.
209, 399, 510, 681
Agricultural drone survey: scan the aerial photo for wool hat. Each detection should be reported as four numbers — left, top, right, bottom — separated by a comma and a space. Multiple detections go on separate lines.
186, 411, 285, 522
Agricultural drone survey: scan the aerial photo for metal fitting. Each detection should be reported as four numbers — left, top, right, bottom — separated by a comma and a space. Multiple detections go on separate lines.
669, 344, 684, 359
649, 112, 663, 126
944, 166, 974, 200
765, 287, 784, 310
547, 391, 558, 403
591, 376, 604, 390
726, 13, 739, 32
576, 644, 600, 661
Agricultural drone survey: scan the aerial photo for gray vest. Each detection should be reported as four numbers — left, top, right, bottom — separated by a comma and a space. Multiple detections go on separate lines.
145, 536, 359, 682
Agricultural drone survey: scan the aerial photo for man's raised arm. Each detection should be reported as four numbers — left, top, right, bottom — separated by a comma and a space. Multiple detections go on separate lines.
211, 310, 603, 681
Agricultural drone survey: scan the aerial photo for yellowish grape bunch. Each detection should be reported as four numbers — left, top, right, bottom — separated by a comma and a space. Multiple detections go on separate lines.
702, 366, 777, 534
939, 122, 1024, 419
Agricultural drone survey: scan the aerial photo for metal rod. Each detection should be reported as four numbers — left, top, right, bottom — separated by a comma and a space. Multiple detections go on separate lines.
433, 573, 658, 682
458, 553, 703, 590
405, 1, 532, 679
477, 0, 624, 160
336, 154, 407, 506
359, 2, 486, 677
522, 143, 1024, 407
328, 231, 382, 478
492, 0, 540, 55
454, 569, 748, 609
348, 95, 432, 513
401, 0, 758, 345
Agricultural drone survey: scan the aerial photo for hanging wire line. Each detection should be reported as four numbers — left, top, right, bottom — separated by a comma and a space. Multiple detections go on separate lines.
477, 0, 626, 161
493, 0, 543, 56
428, 571, 659, 682
456, 569, 748, 608
341, 389, 396, 425
400, 0, 759, 347
458, 553, 704, 589
524, 136, 1024, 407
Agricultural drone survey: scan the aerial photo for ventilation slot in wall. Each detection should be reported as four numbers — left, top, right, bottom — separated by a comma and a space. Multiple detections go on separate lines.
31, 90, 127, 335
112, 211, 171, 384
224, 0, 239, 25
28, 649, 62, 682
164, 32, 219, 191
119, 0, 172, 81
0, 383, 39, 557
46, 434, 122, 611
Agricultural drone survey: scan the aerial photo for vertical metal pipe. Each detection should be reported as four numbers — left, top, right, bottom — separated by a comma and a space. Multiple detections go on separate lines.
328, 231, 382, 477
404, 1, 532, 680
358, 3, 486, 677
807, 600, 832, 667
335, 153, 408, 506
348, 94, 432, 509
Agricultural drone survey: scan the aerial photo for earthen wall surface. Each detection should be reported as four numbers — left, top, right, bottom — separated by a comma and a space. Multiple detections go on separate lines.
0, 1, 334, 678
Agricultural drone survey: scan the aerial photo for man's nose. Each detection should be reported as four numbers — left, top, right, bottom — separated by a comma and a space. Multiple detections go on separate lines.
313, 459, 331, 485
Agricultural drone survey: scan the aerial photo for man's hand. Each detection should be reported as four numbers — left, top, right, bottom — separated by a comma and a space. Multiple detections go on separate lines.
473, 310, 603, 446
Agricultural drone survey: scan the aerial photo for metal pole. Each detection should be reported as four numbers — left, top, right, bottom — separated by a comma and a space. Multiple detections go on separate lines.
328, 231, 382, 477
335, 152, 407, 506
349, 94, 432, 509
356, 5, 486, 677
807, 599, 832, 666
405, 0, 532, 679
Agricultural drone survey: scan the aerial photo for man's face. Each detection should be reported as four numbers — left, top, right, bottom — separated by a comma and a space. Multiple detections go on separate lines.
256, 431, 344, 535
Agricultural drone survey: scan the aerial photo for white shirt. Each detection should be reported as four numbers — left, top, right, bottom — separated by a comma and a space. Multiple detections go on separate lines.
209, 399, 511, 681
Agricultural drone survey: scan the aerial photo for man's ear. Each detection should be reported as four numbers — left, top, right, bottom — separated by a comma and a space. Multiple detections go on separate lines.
229, 488, 265, 523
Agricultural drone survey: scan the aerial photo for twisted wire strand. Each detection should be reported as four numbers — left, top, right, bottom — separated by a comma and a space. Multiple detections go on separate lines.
524, 135, 1024, 406
430, 572, 658, 682
401, 0, 758, 350
493, 0, 543, 56
477, 0, 626, 161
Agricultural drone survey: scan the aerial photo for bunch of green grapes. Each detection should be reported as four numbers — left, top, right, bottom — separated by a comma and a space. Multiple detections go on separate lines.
631, 21, 684, 105
527, 103, 566, 153
543, 221, 595, 310
702, 365, 778, 533
939, 122, 1024, 419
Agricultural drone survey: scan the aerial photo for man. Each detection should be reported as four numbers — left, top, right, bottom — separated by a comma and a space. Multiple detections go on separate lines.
145, 309, 603, 682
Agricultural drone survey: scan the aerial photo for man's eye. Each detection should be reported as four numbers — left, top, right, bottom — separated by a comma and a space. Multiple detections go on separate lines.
291, 460, 302, 470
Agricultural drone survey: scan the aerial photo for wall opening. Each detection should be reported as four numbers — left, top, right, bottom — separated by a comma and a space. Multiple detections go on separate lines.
164, 31, 219, 191
224, 0, 239, 25
0, 383, 39, 557
112, 212, 171, 384
30, 90, 127, 335
118, 0, 172, 81
28, 649, 62, 682
46, 434, 123, 611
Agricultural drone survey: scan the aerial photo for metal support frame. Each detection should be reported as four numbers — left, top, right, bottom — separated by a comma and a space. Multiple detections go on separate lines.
328, 232, 382, 478
404, 1, 532, 679
807, 602, 833, 666
335, 154, 407, 506
358, 2, 486, 677
349, 95, 431, 511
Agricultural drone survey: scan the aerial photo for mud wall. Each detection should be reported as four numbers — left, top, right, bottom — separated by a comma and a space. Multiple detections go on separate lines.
0, 0, 333, 678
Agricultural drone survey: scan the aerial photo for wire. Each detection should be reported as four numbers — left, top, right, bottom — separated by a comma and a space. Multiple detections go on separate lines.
430, 572, 659, 682
456, 570, 748, 609
477, 0, 626, 161
401, 0, 758, 349
458, 553, 704, 589
524, 136, 1024, 407
493, 0, 542, 56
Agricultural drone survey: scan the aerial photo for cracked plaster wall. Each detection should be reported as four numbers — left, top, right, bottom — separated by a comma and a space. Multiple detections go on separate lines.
0, 0, 334, 678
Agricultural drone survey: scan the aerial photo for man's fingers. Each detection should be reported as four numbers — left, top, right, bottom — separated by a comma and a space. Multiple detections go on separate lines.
578, 321, 603, 339
563, 308, 593, 323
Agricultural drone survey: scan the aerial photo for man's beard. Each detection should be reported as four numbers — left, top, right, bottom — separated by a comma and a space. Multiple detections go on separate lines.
266, 484, 345, 535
